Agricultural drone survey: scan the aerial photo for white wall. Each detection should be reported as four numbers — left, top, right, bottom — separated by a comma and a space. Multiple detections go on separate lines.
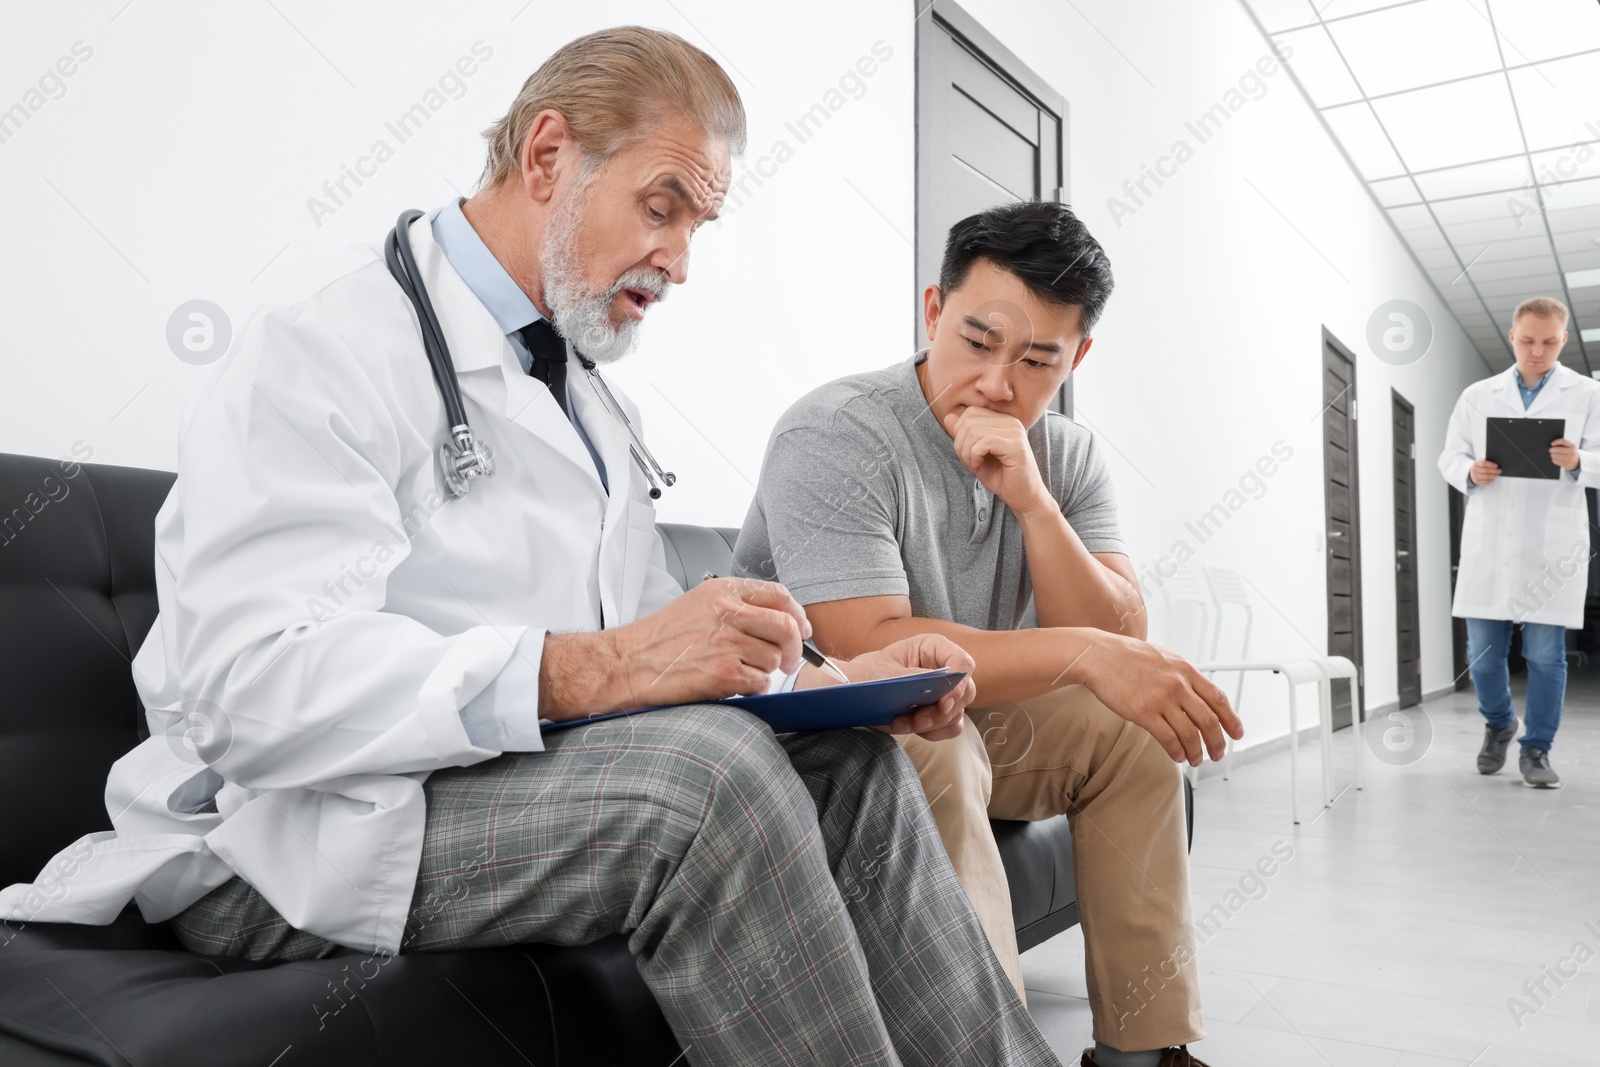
0, 0, 1490, 751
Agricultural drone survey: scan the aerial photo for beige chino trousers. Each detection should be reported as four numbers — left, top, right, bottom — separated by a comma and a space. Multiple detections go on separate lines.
897, 684, 1204, 1049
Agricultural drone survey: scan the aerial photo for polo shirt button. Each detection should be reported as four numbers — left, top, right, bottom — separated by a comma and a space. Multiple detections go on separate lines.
977, 508, 989, 522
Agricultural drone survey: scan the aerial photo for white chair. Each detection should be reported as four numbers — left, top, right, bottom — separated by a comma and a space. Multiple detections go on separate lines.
1159, 565, 1359, 824
1203, 565, 1362, 822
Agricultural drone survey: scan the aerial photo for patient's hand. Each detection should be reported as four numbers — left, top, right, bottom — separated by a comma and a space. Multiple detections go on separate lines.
804, 634, 977, 742
1078, 632, 1244, 766
942, 407, 1052, 517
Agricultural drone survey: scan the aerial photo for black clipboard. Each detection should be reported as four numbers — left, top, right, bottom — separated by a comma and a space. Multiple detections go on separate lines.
1485, 417, 1565, 479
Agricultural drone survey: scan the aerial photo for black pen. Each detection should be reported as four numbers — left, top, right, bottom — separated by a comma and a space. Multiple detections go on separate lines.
800, 638, 851, 683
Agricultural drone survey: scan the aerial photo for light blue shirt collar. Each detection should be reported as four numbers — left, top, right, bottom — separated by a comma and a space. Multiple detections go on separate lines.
1513, 364, 1556, 409
431, 197, 543, 375
430, 198, 608, 491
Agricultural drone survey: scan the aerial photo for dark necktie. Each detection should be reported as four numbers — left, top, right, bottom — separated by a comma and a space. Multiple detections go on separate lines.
517, 319, 568, 417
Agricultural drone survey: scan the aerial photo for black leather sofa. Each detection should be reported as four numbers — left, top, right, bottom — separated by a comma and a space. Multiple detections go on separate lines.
0, 452, 1189, 1066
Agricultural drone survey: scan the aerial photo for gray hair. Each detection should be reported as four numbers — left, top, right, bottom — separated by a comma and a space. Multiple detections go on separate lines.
479, 25, 746, 189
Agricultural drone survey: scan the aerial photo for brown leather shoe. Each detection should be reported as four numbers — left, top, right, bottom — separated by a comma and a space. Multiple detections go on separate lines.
1081, 1047, 1213, 1066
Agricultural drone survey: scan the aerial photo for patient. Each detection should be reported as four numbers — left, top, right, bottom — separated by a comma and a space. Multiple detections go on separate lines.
735, 201, 1241, 1067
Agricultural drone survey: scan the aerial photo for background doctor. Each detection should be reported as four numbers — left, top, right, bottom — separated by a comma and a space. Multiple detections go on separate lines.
1438, 295, 1599, 790
0, 27, 1070, 1067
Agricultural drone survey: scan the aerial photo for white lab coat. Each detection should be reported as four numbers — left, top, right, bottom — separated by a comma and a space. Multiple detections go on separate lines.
1437, 363, 1600, 628
0, 207, 687, 954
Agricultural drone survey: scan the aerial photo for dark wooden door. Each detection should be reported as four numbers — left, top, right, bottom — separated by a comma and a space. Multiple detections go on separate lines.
916, 0, 1069, 411
1392, 390, 1422, 707
1448, 485, 1470, 688
1322, 330, 1364, 729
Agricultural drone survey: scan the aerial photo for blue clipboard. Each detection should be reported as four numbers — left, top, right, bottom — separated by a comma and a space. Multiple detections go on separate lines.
541, 669, 967, 734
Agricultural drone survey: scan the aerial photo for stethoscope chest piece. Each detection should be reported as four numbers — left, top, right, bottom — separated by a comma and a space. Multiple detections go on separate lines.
439, 424, 495, 498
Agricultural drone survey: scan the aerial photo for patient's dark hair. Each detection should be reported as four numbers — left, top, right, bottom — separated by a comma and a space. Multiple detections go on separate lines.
938, 201, 1114, 335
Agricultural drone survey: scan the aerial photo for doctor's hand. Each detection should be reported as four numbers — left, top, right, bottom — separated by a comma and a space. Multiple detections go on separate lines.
942, 408, 1052, 517
1469, 459, 1501, 485
818, 633, 977, 742
1077, 631, 1244, 767
543, 577, 810, 720
1550, 438, 1580, 472
622, 576, 809, 706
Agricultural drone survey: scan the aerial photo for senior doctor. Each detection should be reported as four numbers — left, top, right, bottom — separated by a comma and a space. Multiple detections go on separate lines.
0, 27, 1062, 1066
1438, 296, 1599, 790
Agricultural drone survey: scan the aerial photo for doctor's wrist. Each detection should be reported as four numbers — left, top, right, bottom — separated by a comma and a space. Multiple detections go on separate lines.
538, 630, 628, 722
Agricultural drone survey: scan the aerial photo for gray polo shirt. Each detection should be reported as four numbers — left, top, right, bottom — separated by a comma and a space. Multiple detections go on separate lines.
734, 354, 1124, 632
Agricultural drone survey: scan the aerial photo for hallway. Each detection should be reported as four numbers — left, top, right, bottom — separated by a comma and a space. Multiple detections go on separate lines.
1023, 670, 1600, 1065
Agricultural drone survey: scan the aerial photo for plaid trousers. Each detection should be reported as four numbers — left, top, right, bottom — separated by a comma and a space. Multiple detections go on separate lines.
170, 706, 1061, 1067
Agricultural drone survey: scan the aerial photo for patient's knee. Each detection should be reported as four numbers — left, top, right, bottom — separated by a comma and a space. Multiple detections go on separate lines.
1069, 687, 1180, 785
897, 724, 991, 807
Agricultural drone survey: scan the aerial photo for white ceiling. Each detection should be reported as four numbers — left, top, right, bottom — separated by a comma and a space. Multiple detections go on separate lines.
1241, 0, 1600, 374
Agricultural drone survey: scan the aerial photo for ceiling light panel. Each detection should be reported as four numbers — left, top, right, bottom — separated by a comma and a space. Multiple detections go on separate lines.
1322, 0, 1441, 20
1466, 254, 1579, 282
1471, 234, 1568, 262
1559, 248, 1600, 272
1485, 0, 1600, 65
1477, 273, 1567, 298
1369, 75, 1524, 171
1248, 0, 1319, 33
1440, 213, 1546, 247
1278, 26, 1365, 106
1430, 190, 1532, 225
1508, 53, 1600, 152
1529, 145, 1600, 188
1411, 155, 1538, 199
1326, 0, 1502, 98
1556, 230, 1600, 254
1544, 199, 1600, 238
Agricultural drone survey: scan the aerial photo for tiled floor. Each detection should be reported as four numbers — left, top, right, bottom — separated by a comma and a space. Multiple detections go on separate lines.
1021, 670, 1600, 1066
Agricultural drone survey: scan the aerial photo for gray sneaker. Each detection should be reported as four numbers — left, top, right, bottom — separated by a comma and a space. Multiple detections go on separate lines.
1477, 719, 1519, 774
1519, 748, 1562, 789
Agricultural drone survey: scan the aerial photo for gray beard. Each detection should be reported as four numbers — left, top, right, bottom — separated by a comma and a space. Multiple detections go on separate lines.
540, 172, 668, 365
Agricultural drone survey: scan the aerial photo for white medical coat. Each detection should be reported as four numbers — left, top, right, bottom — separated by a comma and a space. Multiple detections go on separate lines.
0, 207, 687, 954
1437, 363, 1600, 628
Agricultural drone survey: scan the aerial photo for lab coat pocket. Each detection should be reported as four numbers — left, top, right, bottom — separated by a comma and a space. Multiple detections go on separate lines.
1540, 492, 1589, 577
619, 499, 659, 624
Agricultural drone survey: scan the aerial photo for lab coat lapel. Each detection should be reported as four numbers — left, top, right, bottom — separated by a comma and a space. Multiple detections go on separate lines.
569, 365, 637, 625
401, 211, 604, 489
1486, 366, 1519, 416
1523, 364, 1573, 420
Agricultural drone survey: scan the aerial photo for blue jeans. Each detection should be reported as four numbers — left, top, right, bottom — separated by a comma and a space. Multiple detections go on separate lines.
1465, 618, 1566, 752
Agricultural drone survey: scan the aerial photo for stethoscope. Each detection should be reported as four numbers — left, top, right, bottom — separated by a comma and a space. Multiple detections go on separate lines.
383, 208, 677, 499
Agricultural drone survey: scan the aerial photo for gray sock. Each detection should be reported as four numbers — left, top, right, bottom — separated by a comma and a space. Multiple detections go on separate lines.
1094, 1042, 1163, 1067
